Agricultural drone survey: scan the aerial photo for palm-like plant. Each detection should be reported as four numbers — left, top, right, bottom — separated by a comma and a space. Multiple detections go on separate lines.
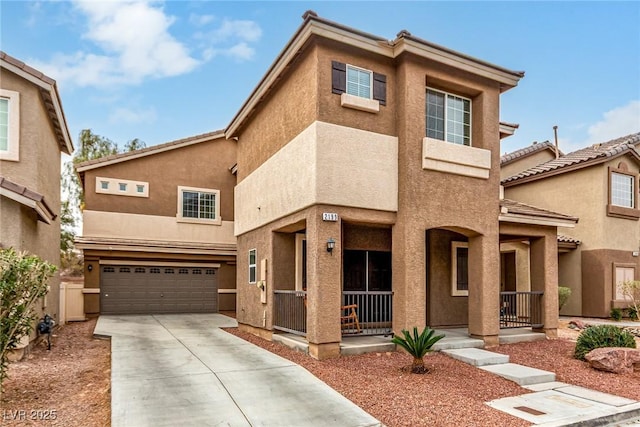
392, 327, 445, 374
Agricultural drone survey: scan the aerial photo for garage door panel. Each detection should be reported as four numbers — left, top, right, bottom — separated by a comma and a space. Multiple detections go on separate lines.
101, 265, 218, 314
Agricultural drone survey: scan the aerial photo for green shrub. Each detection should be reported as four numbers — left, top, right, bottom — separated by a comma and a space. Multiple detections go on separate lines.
627, 306, 639, 321
558, 286, 571, 311
392, 327, 445, 374
610, 308, 623, 321
574, 324, 636, 360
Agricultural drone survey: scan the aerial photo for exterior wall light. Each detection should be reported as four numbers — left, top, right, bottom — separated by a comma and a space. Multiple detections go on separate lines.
87, 264, 93, 272
327, 237, 336, 254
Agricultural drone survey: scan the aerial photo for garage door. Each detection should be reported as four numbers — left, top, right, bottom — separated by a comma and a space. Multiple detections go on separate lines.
100, 265, 218, 314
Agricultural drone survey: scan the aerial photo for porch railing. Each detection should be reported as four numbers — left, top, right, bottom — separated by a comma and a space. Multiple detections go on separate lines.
342, 291, 393, 336
273, 290, 307, 336
500, 291, 543, 329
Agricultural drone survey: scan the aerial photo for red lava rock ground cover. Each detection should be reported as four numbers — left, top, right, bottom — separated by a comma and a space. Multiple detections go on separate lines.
1, 318, 110, 427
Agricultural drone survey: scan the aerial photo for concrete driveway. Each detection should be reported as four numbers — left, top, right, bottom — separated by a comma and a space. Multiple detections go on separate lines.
95, 314, 381, 427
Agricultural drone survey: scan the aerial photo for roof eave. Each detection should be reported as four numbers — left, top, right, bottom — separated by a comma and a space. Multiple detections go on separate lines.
498, 213, 577, 228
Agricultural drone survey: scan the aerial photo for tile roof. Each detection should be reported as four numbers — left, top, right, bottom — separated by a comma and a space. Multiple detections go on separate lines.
0, 176, 56, 221
500, 198, 578, 223
503, 132, 640, 185
0, 51, 74, 154
500, 141, 560, 165
75, 130, 224, 170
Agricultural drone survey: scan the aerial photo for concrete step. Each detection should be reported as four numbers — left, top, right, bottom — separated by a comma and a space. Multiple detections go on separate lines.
432, 336, 484, 351
272, 333, 308, 354
442, 348, 509, 366
498, 331, 546, 345
480, 363, 555, 386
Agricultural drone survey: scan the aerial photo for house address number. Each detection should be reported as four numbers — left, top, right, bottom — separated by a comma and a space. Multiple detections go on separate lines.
322, 212, 338, 222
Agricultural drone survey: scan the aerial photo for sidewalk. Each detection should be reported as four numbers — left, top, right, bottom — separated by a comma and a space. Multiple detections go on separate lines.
443, 346, 640, 426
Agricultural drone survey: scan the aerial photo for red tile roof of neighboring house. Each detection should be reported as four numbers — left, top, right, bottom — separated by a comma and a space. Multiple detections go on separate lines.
500, 198, 578, 223
502, 132, 640, 186
501, 141, 561, 166
75, 130, 225, 171
0, 51, 74, 154
0, 176, 56, 223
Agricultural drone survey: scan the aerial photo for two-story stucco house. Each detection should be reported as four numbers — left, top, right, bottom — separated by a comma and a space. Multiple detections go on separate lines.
75, 132, 237, 316
228, 12, 577, 359
503, 133, 640, 318
0, 51, 74, 350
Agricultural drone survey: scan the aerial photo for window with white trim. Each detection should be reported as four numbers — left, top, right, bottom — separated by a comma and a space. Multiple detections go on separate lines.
611, 172, 634, 208
119, 183, 127, 191
0, 89, 20, 161
346, 65, 372, 99
177, 186, 220, 223
100, 181, 109, 190
136, 184, 145, 193
451, 242, 469, 296
248, 249, 257, 284
426, 88, 471, 146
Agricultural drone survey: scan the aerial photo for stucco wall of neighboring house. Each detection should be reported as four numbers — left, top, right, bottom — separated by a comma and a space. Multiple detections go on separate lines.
0, 68, 62, 324
392, 53, 503, 339
235, 44, 319, 182
504, 165, 603, 249
501, 149, 556, 180
559, 247, 582, 316
83, 137, 236, 221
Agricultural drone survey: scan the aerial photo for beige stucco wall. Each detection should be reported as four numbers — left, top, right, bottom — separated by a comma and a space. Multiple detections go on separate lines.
500, 149, 556, 180
83, 210, 236, 245
500, 241, 531, 292
0, 68, 62, 325
234, 121, 398, 236
559, 248, 582, 316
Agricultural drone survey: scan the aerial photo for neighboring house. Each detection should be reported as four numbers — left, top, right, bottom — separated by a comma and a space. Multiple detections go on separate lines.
75, 132, 237, 316
500, 140, 561, 180
227, 12, 577, 359
0, 51, 74, 351
503, 132, 640, 318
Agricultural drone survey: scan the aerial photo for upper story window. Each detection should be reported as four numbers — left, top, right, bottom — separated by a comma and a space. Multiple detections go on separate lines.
0, 89, 20, 162
177, 186, 221, 224
426, 88, 471, 146
100, 181, 109, 190
96, 176, 148, 198
611, 172, 634, 208
346, 65, 372, 99
119, 183, 127, 191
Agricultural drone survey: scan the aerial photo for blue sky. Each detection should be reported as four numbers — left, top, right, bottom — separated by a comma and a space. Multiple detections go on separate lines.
2, 1, 639, 158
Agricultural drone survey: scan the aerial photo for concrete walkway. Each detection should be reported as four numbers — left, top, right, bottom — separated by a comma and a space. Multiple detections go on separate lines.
443, 347, 640, 426
95, 314, 381, 427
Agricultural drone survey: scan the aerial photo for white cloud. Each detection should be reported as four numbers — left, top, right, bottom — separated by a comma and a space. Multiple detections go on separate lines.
31, 0, 199, 88
586, 100, 640, 144
109, 107, 157, 125
194, 18, 262, 61
189, 13, 215, 27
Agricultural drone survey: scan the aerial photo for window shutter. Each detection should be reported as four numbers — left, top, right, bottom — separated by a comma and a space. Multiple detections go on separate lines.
373, 72, 386, 105
332, 61, 346, 94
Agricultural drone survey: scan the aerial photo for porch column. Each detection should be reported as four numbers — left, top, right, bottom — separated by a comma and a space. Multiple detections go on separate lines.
305, 207, 342, 359
530, 235, 559, 337
468, 233, 500, 346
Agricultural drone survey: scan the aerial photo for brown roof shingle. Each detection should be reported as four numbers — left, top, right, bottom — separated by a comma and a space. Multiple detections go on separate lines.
500, 198, 578, 223
500, 141, 560, 165
0, 176, 56, 221
502, 132, 640, 185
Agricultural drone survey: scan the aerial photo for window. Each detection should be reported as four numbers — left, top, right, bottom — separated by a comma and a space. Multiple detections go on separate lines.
119, 183, 127, 191
96, 177, 148, 197
136, 184, 145, 193
0, 98, 8, 151
615, 265, 635, 301
331, 61, 386, 105
451, 242, 469, 296
346, 65, 372, 99
177, 186, 221, 223
248, 249, 257, 284
426, 88, 471, 146
101, 181, 109, 190
611, 172, 634, 208
0, 89, 19, 161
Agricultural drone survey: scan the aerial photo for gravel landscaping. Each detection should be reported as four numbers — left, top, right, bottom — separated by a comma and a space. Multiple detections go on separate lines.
2, 317, 639, 427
